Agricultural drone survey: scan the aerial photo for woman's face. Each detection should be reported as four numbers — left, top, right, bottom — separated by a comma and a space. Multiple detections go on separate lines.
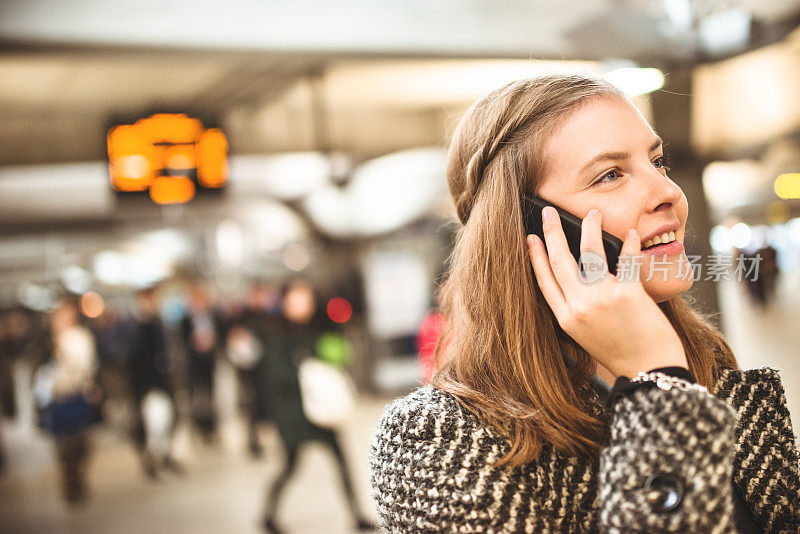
536, 95, 692, 303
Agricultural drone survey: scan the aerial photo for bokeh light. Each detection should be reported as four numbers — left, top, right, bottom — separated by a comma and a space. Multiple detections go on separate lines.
79, 291, 105, 318
326, 297, 353, 324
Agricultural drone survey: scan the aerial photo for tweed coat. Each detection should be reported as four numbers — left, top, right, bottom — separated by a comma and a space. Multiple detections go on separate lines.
369, 367, 800, 533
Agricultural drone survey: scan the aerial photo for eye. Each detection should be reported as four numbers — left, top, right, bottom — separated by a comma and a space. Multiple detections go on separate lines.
593, 168, 621, 186
653, 155, 671, 172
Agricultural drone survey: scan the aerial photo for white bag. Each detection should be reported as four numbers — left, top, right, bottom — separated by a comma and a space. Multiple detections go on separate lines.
227, 327, 262, 370
142, 389, 174, 458
298, 358, 357, 429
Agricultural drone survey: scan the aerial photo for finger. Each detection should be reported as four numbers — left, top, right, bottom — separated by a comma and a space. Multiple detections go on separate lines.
540, 206, 583, 299
578, 209, 611, 284
528, 234, 569, 320
579, 209, 608, 263
615, 228, 643, 283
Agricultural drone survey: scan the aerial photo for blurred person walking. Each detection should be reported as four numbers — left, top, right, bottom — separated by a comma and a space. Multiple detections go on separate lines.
0, 316, 11, 474
260, 279, 375, 534
0, 315, 19, 425
741, 245, 779, 307
180, 284, 220, 444
91, 308, 135, 407
129, 288, 183, 478
0, 308, 34, 469
34, 299, 99, 505
225, 283, 279, 458
0, 419, 5, 475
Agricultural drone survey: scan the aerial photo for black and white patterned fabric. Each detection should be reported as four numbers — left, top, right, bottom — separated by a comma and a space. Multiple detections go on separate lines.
713, 368, 800, 532
369, 367, 800, 533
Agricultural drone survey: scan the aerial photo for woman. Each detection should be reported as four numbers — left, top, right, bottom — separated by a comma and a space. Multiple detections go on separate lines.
369, 75, 800, 533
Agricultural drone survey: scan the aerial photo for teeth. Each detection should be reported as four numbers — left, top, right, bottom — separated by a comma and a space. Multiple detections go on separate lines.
642, 231, 677, 250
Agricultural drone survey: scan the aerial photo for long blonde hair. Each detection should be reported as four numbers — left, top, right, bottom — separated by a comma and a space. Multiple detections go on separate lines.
431, 74, 738, 467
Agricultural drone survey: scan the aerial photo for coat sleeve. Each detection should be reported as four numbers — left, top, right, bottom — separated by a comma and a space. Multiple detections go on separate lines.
598, 384, 739, 533
713, 367, 800, 532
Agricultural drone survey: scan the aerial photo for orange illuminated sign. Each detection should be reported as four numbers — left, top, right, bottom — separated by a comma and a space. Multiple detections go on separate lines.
107, 113, 228, 204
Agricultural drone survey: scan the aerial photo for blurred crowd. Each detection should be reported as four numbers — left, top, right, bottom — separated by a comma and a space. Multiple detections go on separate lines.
0, 279, 376, 533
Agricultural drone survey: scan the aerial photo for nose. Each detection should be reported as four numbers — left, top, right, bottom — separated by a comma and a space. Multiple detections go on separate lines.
642, 164, 683, 214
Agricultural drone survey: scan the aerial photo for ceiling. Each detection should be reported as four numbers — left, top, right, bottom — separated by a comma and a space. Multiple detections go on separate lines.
0, 50, 323, 164
2, 0, 800, 165
2, 0, 800, 302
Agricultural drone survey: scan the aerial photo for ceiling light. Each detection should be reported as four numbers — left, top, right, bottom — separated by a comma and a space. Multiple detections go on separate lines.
603, 67, 665, 97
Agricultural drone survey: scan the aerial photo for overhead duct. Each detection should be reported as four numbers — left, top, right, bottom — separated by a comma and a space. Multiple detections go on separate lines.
0, 161, 113, 224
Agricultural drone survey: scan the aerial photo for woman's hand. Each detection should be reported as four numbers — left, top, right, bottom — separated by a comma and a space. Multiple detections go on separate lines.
527, 206, 687, 378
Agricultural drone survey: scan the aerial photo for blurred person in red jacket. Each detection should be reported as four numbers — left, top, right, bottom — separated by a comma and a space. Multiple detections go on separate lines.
416, 307, 448, 385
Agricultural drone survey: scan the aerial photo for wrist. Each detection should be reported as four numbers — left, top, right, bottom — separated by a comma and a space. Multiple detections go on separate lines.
627, 350, 688, 377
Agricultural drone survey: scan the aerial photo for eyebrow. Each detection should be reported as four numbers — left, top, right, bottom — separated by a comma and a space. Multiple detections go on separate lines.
579, 137, 663, 176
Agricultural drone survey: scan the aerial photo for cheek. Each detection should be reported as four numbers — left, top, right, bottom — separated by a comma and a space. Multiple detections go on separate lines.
600, 208, 636, 241
677, 192, 689, 222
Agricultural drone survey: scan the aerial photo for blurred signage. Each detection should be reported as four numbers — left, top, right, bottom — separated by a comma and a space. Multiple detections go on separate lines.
107, 113, 228, 205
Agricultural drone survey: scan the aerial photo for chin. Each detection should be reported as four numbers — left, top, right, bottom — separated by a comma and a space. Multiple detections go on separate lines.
643, 273, 694, 303
640, 254, 695, 303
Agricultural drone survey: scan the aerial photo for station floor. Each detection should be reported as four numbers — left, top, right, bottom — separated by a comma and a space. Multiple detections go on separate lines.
717, 272, 800, 435
0, 392, 392, 534
1, 273, 799, 534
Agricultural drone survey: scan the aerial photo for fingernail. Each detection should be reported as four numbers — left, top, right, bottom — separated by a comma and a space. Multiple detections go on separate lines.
527, 234, 534, 247
541, 207, 551, 222
627, 229, 637, 239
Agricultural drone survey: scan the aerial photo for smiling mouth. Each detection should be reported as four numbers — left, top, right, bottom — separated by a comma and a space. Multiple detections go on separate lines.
641, 231, 677, 251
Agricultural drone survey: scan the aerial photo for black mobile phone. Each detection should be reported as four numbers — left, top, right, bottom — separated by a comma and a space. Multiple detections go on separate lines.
521, 193, 624, 275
